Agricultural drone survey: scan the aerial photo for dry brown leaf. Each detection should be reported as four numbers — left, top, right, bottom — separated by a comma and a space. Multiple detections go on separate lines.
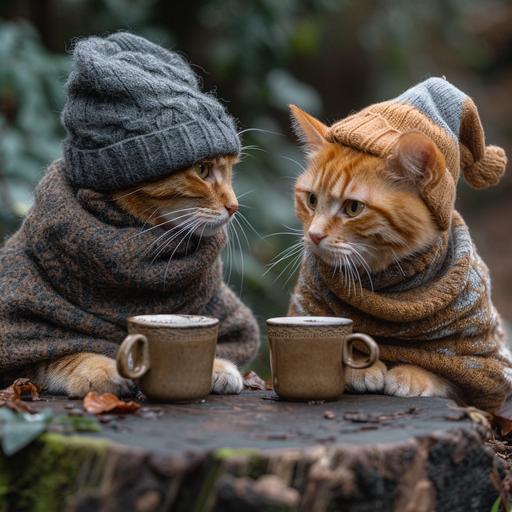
0, 378, 41, 413
243, 371, 266, 391
493, 413, 512, 437
83, 391, 140, 415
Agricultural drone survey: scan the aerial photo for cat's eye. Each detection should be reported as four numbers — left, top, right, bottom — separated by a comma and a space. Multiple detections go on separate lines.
307, 193, 317, 209
344, 199, 365, 218
195, 162, 211, 179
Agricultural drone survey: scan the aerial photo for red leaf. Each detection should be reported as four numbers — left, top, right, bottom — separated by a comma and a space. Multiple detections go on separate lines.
83, 391, 140, 415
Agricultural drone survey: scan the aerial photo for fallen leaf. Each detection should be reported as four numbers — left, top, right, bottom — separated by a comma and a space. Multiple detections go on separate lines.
83, 391, 140, 415
0, 378, 41, 413
493, 414, 512, 437
323, 410, 336, 420
243, 371, 266, 391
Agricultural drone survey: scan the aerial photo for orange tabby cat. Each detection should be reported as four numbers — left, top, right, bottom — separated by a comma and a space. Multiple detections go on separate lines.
38, 156, 243, 397
289, 105, 454, 398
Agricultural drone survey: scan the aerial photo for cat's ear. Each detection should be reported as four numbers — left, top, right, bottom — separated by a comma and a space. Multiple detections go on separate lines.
289, 105, 328, 154
390, 131, 455, 230
389, 131, 444, 185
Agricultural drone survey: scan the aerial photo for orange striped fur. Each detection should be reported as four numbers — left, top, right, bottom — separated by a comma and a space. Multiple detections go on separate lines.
115, 155, 239, 233
291, 107, 441, 272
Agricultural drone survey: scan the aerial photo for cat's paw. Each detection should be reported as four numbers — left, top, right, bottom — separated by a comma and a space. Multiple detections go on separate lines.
211, 358, 243, 395
345, 360, 387, 393
384, 364, 450, 397
46, 353, 134, 398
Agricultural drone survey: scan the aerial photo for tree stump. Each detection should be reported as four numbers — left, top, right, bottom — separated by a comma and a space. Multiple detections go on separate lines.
0, 391, 504, 511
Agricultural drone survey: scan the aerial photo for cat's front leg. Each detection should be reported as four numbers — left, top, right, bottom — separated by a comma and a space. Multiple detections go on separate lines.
384, 364, 452, 397
36, 353, 133, 398
211, 358, 243, 394
345, 360, 387, 393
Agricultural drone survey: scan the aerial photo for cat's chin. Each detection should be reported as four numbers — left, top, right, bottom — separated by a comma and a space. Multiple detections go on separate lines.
308, 244, 348, 267
308, 244, 383, 272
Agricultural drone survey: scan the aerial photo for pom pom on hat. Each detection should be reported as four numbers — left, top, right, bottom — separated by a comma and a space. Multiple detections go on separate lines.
463, 145, 508, 190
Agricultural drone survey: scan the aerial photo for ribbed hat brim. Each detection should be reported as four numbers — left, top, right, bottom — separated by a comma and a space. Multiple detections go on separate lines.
63, 118, 240, 190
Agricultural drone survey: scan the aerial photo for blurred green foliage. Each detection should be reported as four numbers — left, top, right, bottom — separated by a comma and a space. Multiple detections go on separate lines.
0, 0, 511, 372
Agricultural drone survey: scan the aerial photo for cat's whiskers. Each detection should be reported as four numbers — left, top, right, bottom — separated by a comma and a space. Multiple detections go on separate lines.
343, 242, 374, 292
140, 207, 161, 231
236, 210, 265, 242
148, 207, 222, 256
238, 127, 283, 137
264, 240, 304, 277
236, 190, 254, 200
280, 155, 306, 173
223, 223, 233, 284
130, 207, 199, 241
273, 248, 303, 285
163, 219, 204, 285
390, 248, 406, 277
226, 214, 246, 295
150, 215, 201, 263
142, 211, 200, 257
108, 186, 145, 201
282, 251, 303, 287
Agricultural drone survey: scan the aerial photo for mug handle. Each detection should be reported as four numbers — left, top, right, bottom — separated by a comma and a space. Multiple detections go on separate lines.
343, 333, 379, 369
116, 334, 150, 379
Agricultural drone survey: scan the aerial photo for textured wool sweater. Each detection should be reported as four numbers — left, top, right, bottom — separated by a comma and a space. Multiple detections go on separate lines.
290, 212, 512, 412
0, 161, 260, 379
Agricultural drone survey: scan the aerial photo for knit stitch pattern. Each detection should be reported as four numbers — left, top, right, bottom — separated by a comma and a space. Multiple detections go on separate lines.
0, 161, 260, 380
327, 77, 507, 229
61, 32, 240, 190
290, 212, 512, 412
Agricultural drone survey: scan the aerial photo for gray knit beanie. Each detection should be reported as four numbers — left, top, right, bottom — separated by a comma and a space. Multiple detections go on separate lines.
61, 32, 240, 190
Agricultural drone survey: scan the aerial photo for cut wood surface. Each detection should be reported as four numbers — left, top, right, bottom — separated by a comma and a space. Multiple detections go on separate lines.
2, 391, 505, 511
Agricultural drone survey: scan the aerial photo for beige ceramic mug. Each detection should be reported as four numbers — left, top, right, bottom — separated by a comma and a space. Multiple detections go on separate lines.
267, 316, 379, 401
116, 314, 218, 402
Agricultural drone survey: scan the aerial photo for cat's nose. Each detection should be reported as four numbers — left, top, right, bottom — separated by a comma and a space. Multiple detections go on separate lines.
225, 203, 239, 217
309, 231, 327, 245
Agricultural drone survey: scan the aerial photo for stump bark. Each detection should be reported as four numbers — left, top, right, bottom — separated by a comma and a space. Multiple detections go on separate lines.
0, 391, 504, 511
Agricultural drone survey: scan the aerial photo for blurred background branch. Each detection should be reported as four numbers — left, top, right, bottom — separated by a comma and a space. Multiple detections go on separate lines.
0, 0, 511, 373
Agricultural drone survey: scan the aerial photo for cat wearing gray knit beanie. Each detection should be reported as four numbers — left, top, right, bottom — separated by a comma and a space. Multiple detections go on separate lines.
0, 32, 260, 397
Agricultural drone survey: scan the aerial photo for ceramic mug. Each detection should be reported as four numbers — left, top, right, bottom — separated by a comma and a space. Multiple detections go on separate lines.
116, 314, 218, 402
267, 316, 379, 401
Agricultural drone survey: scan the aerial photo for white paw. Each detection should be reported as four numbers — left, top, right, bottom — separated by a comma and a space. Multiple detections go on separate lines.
384, 365, 449, 397
345, 360, 387, 393
211, 358, 243, 395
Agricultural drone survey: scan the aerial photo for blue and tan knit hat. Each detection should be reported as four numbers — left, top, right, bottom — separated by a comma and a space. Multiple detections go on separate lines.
61, 32, 240, 190
327, 77, 507, 229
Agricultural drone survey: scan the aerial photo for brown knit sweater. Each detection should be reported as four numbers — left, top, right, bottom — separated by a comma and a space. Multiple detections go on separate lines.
0, 161, 260, 379
290, 212, 512, 412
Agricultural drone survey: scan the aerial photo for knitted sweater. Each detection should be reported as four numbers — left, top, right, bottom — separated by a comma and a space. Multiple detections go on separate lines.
0, 161, 259, 379
290, 212, 512, 412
